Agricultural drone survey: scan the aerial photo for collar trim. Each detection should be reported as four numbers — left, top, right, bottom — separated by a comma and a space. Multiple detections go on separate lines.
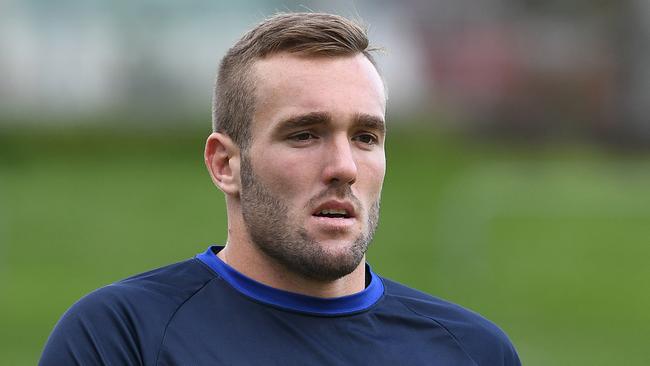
196, 245, 384, 316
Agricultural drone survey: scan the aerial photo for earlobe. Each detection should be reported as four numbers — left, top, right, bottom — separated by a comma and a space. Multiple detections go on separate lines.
205, 132, 241, 196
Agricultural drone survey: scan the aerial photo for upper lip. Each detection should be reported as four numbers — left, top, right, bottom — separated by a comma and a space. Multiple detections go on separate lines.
312, 200, 357, 218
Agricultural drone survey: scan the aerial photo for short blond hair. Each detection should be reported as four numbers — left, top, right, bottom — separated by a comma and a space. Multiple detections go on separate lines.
212, 12, 380, 150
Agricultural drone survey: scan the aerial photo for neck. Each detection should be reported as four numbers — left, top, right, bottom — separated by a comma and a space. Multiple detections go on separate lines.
217, 242, 366, 298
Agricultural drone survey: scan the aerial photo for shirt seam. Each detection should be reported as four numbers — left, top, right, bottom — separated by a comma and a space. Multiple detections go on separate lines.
153, 277, 216, 365
393, 296, 479, 366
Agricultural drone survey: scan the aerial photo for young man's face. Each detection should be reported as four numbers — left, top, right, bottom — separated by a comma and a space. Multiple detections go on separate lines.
239, 52, 386, 281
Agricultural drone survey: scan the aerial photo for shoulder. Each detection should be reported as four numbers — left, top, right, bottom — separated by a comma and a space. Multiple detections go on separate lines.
116, 256, 216, 303
81, 257, 216, 321
40, 258, 216, 366
381, 277, 521, 366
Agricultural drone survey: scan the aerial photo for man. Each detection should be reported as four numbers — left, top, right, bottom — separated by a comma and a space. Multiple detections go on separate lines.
41, 13, 521, 365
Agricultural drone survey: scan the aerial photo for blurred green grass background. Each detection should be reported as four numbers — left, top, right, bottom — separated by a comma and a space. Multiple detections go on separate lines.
1, 126, 649, 365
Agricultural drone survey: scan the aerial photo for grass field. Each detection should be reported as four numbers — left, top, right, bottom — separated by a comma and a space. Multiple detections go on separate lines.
1, 128, 649, 365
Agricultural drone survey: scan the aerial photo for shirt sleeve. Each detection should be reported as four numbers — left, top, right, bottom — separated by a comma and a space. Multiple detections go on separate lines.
452, 314, 522, 366
39, 287, 144, 366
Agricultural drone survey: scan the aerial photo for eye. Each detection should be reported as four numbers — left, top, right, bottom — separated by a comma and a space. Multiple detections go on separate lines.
353, 133, 378, 145
289, 132, 317, 142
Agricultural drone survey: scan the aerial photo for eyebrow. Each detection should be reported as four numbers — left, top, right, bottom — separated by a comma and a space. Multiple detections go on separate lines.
356, 113, 386, 135
277, 112, 331, 131
275, 111, 386, 134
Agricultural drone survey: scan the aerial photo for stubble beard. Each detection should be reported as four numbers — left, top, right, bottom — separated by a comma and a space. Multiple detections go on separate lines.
239, 154, 380, 282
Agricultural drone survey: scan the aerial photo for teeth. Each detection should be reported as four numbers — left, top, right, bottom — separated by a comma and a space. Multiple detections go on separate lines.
319, 209, 348, 215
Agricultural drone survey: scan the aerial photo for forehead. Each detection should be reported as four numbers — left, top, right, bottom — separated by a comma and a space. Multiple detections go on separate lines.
250, 53, 386, 136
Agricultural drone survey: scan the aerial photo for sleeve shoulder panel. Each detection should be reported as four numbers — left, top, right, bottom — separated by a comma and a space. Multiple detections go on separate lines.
382, 278, 521, 366
39, 259, 215, 366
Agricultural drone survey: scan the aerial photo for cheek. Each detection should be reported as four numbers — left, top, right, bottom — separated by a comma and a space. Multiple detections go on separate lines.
255, 150, 314, 196
357, 154, 386, 197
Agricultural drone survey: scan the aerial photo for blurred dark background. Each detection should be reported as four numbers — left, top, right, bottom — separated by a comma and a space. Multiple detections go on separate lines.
1, 1, 649, 365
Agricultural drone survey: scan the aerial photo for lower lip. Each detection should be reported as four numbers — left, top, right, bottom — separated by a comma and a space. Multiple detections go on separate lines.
310, 216, 356, 230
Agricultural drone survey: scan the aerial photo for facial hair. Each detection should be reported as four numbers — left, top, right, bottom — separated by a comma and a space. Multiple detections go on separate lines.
239, 153, 380, 282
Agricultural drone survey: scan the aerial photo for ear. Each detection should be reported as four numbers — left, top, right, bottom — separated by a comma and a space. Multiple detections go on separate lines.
205, 132, 241, 196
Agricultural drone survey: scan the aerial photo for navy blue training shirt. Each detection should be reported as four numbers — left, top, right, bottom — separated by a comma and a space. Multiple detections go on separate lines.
40, 246, 521, 365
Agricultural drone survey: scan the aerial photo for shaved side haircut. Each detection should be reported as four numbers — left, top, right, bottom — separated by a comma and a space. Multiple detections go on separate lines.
212, 12, 381, 151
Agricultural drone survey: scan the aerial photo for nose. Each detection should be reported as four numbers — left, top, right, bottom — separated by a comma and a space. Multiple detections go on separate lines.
322, 136, 358, 185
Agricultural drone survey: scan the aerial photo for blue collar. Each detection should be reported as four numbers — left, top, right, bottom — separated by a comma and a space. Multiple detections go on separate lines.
196, 245, 384, 316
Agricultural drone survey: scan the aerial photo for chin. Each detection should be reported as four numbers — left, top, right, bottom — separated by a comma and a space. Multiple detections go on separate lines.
314, 237, 358, 251
303, 222, 363, 245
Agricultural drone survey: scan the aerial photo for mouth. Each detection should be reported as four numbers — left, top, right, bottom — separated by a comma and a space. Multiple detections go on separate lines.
312, 201, 356, 219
